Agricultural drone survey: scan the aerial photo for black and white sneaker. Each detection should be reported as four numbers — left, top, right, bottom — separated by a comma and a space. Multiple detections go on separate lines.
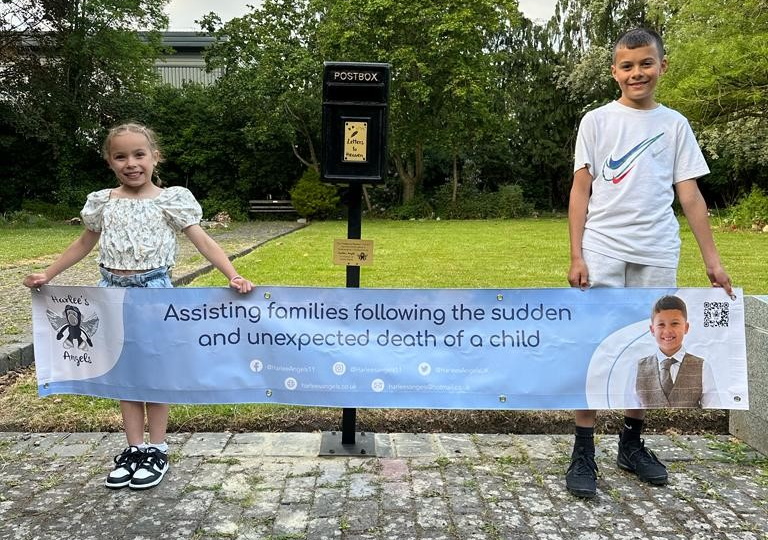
129, 447, 169, 490
105, 446, 144, 489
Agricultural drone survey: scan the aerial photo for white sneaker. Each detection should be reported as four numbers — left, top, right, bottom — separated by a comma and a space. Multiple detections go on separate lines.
105, 446, 143, 489
128, 447, 169, 490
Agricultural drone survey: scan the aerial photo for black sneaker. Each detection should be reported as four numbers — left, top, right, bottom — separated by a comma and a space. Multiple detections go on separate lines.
565, 447, 598, 498
105, 446, 144, 489
617, 438, 668, 485
129, 447, 169, 490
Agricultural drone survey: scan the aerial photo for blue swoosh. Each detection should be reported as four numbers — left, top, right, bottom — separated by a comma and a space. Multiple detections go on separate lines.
606, 133, 664, 169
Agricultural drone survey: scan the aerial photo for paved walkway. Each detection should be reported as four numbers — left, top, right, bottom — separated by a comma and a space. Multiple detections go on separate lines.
1, 431, 766, 540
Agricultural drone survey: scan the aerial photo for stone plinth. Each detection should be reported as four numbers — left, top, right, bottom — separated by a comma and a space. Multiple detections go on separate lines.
730, 296, 768, 455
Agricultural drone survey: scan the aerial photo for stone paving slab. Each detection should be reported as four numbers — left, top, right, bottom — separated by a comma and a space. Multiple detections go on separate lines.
0, 432, 766, 540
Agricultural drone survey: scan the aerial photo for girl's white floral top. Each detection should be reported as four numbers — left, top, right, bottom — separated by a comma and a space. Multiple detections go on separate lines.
81, 187, 202, 270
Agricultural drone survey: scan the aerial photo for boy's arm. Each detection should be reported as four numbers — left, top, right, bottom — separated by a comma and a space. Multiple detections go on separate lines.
183, 224, 254, 294
675, 179, 733, 295
568, 166, 592, 289
23, 229, 101, 288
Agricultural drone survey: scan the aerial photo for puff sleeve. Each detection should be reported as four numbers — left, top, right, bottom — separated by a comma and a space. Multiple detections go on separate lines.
157, 186, 203, 231
80, 189, 112, 232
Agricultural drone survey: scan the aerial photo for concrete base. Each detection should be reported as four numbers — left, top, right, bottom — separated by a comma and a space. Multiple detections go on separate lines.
0, 342, 34, 375
729, 296, 768, 455
319, 430, 376, 456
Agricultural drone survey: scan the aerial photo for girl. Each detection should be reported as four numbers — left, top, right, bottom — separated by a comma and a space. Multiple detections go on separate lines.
23, 123, 254, 490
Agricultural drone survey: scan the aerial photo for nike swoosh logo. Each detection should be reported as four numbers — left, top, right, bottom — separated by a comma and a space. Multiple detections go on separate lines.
602, 132, 664, 184
606, 133, 664, 169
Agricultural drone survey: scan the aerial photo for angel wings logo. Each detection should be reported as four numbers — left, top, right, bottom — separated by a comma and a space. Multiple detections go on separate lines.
46, 305, 100, 366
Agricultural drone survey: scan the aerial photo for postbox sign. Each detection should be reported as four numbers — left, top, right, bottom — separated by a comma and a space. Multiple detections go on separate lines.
321, 62, 390, 183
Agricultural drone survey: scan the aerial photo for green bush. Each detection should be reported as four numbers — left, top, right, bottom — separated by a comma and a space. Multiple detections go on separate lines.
433, 185, 488, 219
21, 200, 82, 221
0, 210, 54, 228
388, 195, 434, 220
289, 169, 340, 219
724, 187, 768, 230
199, 191, 248, 222
432, 183, 534, 219
496, 184, 535, 218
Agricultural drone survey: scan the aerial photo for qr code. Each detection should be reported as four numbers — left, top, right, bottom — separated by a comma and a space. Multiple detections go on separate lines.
704, 301, 729, 327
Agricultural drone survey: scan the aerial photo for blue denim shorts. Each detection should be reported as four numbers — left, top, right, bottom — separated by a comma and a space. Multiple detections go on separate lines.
98, 266, 173, 288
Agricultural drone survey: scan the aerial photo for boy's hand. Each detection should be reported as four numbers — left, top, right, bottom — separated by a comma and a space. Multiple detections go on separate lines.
568, 259, 590, 290
23, 273, 49, 289
229, 275, 254, 294
706, 265, 734, 297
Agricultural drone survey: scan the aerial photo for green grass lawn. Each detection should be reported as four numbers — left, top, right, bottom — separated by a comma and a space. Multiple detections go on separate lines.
192, 218, 767, 294
2, 216, 764, 291
0, 227, 84, 268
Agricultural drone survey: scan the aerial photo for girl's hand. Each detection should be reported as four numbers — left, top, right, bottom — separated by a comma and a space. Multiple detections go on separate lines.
229, 275, 254, 294
23, 272, 49, 289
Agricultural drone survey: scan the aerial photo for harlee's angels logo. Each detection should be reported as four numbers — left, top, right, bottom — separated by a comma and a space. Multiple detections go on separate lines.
46, 305, 99, 365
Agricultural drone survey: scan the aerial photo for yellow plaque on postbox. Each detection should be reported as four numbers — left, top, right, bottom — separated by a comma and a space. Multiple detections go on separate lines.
343, 121, 368, 163
333, 239, 374, 266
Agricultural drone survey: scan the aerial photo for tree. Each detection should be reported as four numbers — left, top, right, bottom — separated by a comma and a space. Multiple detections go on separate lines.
496, 19, 580, 210
203, 0, 521, 204
658, 0, 768, 199
1, 0, 168, 207
316, 0, 520, 203
200, 0, 323, 173
143, 83, 303, 216
549, 0, 660, 107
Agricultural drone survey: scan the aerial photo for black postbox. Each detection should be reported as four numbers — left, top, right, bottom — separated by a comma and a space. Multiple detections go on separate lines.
321, 62, 390, 184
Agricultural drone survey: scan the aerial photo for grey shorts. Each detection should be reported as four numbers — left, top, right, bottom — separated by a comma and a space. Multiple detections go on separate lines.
98, 266, 172, 288
582, 249, 676, 288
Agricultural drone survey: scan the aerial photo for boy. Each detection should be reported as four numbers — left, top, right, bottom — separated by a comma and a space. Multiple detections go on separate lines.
566, 28, 733, 499
634, 295, 719, 408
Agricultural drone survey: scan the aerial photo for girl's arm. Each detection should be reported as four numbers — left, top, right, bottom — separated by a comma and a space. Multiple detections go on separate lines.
23, 229, 101, 288
183, 224, 254, 294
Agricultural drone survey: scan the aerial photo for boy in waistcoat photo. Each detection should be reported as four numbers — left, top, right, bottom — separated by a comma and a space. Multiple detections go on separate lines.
635, 295, 718, 409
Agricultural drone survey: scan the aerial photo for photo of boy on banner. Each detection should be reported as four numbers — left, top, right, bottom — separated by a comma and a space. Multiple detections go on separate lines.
584, 288, 746, 412
632, 294, 720, 408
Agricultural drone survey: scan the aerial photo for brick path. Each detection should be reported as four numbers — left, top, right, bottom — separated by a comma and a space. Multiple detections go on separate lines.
1, 431, 766, 540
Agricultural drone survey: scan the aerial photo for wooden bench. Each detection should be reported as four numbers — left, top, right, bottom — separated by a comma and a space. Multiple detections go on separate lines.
248, 199, 296, 214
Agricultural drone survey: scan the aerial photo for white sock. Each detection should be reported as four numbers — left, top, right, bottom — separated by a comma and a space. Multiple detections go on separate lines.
147, 442, 169, 453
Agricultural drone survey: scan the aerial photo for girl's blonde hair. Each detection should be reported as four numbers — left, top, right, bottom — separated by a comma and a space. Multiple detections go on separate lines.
102, 123, 162, 159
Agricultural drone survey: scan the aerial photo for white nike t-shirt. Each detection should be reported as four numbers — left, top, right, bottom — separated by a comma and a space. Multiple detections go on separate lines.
574, 101, 710, 268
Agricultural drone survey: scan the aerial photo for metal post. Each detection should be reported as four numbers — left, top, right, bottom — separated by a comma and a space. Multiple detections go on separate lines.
342, 183, 362, 445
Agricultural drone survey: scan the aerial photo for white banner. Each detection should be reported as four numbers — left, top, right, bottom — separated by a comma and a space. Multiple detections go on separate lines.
32, 285, 748, 409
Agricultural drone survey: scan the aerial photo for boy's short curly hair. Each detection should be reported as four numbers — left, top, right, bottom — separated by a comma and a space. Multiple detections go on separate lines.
613, 28, 665, 62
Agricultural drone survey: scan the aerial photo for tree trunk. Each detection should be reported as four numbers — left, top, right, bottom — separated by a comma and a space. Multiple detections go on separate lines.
393, 143, 424, 203
451, 149, 459, 203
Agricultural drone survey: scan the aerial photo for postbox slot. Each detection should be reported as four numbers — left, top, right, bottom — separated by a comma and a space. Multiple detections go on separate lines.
325, 83, 386, 103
